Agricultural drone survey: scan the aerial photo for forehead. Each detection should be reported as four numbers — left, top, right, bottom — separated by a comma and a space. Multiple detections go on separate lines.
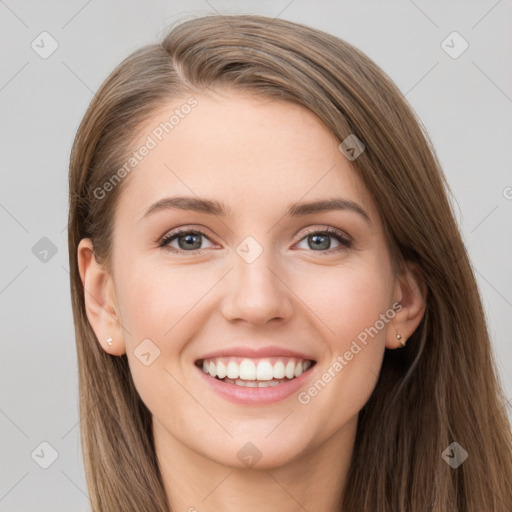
117, 90, 377, 224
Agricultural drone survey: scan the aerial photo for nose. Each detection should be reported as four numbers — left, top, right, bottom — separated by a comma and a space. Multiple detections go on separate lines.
220, 247, 294, 327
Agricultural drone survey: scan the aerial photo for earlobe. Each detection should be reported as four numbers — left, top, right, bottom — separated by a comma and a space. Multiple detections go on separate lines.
386, 261, 427, 349
77, 238, 126, 356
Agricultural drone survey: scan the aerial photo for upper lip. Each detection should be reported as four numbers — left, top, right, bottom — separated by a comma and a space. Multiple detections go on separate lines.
196, 345, 316, 362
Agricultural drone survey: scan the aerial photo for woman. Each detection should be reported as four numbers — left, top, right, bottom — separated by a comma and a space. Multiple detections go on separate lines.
67, 14, 512, 511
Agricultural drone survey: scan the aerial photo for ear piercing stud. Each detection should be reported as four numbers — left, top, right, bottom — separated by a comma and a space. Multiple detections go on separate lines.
396, 333, 407, 347
106, 336, 113, 346
392, 305, 407, 348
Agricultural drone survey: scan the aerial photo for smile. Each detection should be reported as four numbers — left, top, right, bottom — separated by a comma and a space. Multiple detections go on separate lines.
193, 344, 318, 404
195, 356, 316, 388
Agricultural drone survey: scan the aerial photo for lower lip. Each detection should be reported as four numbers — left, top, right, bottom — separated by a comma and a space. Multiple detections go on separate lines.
196, 364, 315, 405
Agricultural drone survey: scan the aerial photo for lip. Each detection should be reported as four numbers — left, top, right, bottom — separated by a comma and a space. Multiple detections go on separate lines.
196, 345, 315, 362
195, 361, 316, 405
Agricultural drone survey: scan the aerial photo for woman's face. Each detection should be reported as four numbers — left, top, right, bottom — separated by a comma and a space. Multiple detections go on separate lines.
87, 90, 404, 469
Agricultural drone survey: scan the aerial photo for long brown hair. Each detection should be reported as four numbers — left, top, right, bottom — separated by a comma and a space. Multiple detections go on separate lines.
67, 14, 512, 511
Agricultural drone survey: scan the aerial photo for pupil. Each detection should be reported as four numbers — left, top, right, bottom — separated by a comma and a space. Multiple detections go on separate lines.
179, 233, 201, 250
310, 234, 329, 250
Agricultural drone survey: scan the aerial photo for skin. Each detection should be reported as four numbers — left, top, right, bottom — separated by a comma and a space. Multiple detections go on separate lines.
78, 89, 426, 512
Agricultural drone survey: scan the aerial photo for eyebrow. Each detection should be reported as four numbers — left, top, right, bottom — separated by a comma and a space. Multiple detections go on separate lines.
140, 195, 371, 224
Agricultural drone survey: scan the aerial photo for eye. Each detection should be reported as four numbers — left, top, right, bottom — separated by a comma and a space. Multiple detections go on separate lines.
158, 226, 352, 254
159, 228, 214, 253
294, 228, 352, 253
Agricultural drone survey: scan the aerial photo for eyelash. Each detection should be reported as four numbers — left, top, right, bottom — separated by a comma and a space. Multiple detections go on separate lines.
158, 226, 352, 255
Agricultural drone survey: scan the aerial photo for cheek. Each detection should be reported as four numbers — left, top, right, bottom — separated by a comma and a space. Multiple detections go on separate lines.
114, 264, 201, 429
298, 259, 393, 345
294, 261, 393, 431
115, 259, 201, 343
114, 260, 222, 398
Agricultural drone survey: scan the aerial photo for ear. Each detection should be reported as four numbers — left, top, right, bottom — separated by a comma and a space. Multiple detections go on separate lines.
77, 238, 126, 355
386, 261, 427, 349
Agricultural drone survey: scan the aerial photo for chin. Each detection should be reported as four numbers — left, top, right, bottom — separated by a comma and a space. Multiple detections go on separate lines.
202, 434, 312, 470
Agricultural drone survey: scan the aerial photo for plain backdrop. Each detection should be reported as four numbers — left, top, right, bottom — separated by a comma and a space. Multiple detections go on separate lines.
1, 1, 511, 510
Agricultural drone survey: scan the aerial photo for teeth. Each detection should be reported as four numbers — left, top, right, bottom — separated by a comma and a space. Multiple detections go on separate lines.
273, 360, 286, 379
227, 361, 239, 379
239, 359, 256, 380
200, 357, 314, 382
256, 360, 274, 380
285, 360, 296, 379
224, 378, 284, 387
216, 361, 227, 379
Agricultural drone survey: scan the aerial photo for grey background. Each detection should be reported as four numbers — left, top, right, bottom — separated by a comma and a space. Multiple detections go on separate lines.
1, 0, 511, 510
